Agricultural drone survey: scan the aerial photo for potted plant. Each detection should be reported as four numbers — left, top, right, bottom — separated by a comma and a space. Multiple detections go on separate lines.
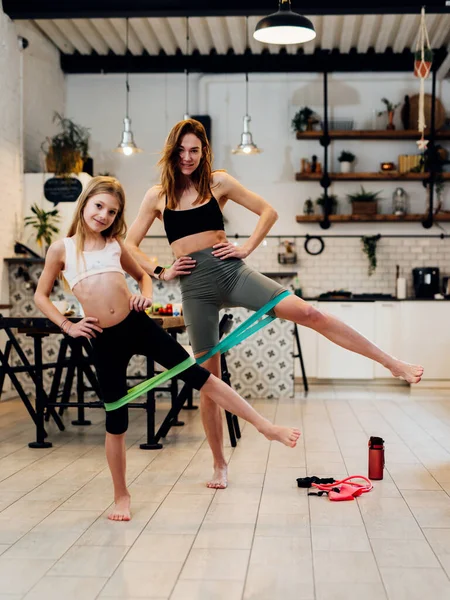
361, 235, 380, 276
24, 203, 60, 256
347, 186, 382, 215
292, 107, 319, 133
303, 198, 314, 215
414, 48, 433, 79
377, 98, 401, 130
42, 112, 90, 176
338, 150, 356, 174
316, 192, 339, 215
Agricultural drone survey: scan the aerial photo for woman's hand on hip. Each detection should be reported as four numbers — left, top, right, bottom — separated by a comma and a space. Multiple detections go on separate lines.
212, 242, 249, 260
130, 295, 152, 312
164, 256, 196, 280
66, 317, 103, 339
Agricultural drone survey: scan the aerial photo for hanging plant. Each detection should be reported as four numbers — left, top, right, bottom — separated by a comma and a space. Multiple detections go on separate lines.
414, 48, 433, 79
361, 235, 380, 276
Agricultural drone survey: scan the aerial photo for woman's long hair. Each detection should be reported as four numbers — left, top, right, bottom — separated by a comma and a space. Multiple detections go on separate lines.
67, 176, 127, 263
158, 119, 213, 209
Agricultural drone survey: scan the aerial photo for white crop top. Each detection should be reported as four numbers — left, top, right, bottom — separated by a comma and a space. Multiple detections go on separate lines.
62, 237, 125, 290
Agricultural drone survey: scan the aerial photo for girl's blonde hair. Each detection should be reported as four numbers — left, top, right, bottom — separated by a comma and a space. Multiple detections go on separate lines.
67, 176, 127, 261
158, 119, 214, 210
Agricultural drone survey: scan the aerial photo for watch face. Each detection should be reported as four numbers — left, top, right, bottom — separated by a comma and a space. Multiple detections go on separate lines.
304, 236, 325, 256
154, 266, 163, 275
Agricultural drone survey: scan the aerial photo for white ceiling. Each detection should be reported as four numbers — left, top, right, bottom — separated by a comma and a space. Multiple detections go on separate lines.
22, 14, 450, 77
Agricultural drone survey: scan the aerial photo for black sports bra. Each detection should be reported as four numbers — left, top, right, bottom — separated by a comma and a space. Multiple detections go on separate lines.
163, 196, 225, 244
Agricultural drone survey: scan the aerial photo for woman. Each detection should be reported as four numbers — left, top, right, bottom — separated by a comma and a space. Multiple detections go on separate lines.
126, 119, 423, 490
34, 176, 300, 521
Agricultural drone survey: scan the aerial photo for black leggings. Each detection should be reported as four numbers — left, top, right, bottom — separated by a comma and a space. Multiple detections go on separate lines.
90, 311, 210, 434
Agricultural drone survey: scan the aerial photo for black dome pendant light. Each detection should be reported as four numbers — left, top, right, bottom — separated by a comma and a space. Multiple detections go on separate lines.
253, 0, 316, 45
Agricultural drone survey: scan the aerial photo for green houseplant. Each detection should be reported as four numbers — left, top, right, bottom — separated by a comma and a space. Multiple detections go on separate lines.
361, 235, 380, 276
316, 192, 339, 215
24, 203, 60, 255
347, 186, 382, 216
42, 112, 90, 176
292, 107, 318, 133
338, 150, 356, 174
377, 98, 401, 130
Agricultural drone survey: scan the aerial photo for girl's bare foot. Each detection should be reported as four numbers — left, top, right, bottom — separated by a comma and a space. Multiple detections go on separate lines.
207, 465, 228, 489
108, 494, 131, 521
260, 423, 301, 448
389, 360, 424, 384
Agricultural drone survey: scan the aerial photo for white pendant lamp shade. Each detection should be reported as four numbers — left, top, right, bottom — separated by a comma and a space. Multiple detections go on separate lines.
254, 0, 316, 45
114, 117, 143, 155
232, 115, 262, 155
113, 19, 142, 155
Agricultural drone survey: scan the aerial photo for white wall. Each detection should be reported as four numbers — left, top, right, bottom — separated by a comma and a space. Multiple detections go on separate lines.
15, 21, 65, 173
0, 8, 23, 303
66, 71, 450, 237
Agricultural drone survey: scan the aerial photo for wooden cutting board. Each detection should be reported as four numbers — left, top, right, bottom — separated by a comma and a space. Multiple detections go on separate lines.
408, 93, 446, 131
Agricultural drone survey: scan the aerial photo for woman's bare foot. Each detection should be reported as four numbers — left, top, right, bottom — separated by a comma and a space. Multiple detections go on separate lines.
108, 494, 131, 521
389, 360, 424, 384
260, 423, 301, 448
207, 465, 228, 489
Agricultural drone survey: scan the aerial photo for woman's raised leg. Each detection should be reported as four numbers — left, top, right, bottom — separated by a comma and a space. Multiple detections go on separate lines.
274, 295, 423, 383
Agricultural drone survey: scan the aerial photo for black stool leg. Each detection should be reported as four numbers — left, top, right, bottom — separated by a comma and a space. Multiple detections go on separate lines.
28, 335, 52, 448
182, 385, 198, 410
71, 341, 91, 426
140, 355, 163, 449
221, 351, 240, 445
46, 337, 68, 422
170, 375, 184, 426
293, 325, 309, 392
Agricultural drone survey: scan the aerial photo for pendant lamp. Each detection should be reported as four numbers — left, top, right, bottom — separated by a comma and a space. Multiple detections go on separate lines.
254, 0, 316, 45
113, 19, 142, 155
183, 17, 190, 120
232, 18, 262, 155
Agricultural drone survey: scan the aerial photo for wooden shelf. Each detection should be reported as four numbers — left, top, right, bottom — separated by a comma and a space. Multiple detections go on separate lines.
296, 129, 450, 140
295, 172, 450, 182
296, 213, 450, 223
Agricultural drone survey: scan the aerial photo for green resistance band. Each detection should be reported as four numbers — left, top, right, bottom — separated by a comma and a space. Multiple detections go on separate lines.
105, 290, 291, 411
196, 290, 290, 364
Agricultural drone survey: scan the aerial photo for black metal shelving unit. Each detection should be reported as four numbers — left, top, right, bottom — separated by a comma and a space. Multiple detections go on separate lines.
304, 66, 444, 230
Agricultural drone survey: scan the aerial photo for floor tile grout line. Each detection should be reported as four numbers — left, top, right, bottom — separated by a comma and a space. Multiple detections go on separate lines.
347, 392, 450, 588
325, 394, 389, 599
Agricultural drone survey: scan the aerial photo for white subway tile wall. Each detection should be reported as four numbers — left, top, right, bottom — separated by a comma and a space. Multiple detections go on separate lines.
141, 236, 450, 299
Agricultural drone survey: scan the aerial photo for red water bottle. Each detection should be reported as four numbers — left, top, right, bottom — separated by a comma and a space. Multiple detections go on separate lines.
368, 436, 384, 480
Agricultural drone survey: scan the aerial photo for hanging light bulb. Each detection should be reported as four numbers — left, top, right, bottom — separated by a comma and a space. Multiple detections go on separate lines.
232, 18, 262, 156
113, 19, 143, 155
253, 0, 316, 45
183, 17, 190, 120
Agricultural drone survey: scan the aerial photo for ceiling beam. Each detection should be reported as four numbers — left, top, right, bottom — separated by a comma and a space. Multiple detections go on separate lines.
60, 47, 448, 74
5, 1, 450, 20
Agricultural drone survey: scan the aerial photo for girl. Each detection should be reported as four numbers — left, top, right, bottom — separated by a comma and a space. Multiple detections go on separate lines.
126, 119, 424, 490
34, 176, 301, 521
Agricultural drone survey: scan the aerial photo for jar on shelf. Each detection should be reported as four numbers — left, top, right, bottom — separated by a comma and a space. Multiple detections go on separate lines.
392, 187, 408, 216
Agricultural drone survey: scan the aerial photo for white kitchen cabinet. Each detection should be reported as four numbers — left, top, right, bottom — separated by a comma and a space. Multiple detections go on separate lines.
399, 302, 450, 380
316, 302, 375, 379
374, 302, 400, 378
294, 302, 318, 379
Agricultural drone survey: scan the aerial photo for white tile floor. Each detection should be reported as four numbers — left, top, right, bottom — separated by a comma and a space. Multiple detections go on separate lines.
1, 384, 450, 599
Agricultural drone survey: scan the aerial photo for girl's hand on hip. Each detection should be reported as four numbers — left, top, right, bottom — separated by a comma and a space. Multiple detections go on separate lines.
212, 242, 249, 260
165, 256, 196, 280
130, 295, 152, 312
67, 317, 103, 339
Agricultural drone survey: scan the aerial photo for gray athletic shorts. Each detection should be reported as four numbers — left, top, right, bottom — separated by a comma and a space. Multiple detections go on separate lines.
180, 247, 289, 355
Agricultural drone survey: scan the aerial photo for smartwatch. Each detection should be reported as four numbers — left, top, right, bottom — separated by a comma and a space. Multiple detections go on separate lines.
154, 266, 165, 280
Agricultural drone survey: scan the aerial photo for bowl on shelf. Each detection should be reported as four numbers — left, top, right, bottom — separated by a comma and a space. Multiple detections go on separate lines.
320, 119, 354, 131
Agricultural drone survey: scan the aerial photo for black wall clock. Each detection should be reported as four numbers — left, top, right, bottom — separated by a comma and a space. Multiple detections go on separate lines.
304, 235, 325, 256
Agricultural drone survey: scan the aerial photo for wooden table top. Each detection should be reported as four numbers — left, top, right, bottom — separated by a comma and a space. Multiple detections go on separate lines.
0, 314, 185, 334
